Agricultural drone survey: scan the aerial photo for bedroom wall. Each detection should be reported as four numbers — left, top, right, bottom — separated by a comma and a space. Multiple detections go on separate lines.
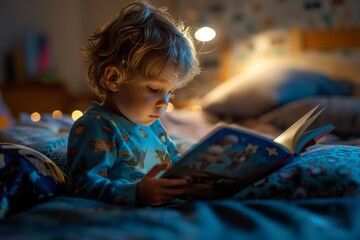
0, 0, 84, 94
0, 0, 359, 100
180, 0, 360, 40
0, 0, 175, 96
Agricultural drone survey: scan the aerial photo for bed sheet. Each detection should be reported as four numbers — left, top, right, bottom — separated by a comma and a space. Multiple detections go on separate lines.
0, 196, 359, 240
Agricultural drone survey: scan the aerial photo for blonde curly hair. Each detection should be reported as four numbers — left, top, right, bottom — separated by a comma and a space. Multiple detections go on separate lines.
82, 1, 200, 100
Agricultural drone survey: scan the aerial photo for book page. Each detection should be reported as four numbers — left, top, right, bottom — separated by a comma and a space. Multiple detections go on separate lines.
294, 124, 335, 153
273, 105, 324, 153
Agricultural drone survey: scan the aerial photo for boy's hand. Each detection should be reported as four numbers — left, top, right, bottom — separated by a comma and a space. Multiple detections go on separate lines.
137, 164, 187, 206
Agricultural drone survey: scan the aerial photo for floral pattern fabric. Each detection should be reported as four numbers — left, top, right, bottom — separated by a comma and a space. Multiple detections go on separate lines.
0, 143, 66, 218
233, 144, 360, 200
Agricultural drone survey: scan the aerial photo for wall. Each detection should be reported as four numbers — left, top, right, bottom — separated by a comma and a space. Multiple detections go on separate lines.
0, 0, 84, 94
178, 0, 360, 42
1, 0, 360, 99
0, 0, 172, 95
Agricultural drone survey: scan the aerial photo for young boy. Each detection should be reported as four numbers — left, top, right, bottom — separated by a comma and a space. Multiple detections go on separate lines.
66, 1, 200, 207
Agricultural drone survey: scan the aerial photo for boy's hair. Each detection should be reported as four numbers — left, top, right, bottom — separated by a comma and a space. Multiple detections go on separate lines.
82, 1, 200, 100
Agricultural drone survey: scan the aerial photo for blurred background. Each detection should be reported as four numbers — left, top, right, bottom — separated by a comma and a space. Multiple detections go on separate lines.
0, 0, 359, 120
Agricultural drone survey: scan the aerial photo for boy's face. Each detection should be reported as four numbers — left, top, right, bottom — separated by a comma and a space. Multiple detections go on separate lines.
105, 65, 184, 126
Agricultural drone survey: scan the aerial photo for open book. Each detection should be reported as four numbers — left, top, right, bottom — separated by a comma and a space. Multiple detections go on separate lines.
161, 105, 334, 200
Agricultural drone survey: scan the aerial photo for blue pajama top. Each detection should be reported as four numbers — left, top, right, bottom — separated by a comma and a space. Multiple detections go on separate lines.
66, 102, 180, 205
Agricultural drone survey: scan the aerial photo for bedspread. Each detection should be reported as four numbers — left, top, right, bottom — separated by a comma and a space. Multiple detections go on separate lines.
0, 196, 359, 240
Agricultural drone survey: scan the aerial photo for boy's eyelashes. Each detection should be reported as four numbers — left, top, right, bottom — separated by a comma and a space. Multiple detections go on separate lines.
147, 86, 161, 93
147, 86, 175, 99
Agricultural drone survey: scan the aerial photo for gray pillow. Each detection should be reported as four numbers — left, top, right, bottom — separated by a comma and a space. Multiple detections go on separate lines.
201, 66, 352, 118
259, 96, 360, 137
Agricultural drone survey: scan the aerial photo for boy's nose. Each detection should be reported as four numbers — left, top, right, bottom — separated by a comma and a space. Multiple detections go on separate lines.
156, 94, 171, 108
156, 99, 168, 108
156, 101, 167, 108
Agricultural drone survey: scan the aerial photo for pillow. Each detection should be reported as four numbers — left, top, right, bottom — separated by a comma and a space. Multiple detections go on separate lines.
259, 96, 360, 138
0, 143, 66, 218
0, 126, 68, 172
0, 126, 59, 145
277, 52, 360, 96
232, 144, 360, 200
201, 63, 352, 118
30, 137, 68, 173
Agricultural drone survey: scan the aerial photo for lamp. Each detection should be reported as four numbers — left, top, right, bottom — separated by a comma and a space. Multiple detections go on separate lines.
194, 9, 216, 42
195, 26, 216, 42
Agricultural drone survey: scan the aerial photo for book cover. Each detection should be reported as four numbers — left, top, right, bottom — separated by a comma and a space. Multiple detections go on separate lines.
161, 106, 334, 200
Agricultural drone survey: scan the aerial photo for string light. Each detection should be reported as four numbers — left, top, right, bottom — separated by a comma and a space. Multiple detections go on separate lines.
30, 112, 41, 122
52, 110, 63, 119
71, 110, 83, 121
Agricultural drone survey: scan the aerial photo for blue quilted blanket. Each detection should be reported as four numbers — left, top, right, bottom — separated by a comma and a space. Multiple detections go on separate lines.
1, 196, 359, 240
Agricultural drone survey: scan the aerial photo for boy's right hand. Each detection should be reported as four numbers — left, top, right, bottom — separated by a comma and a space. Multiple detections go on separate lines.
136, 164, 188, 206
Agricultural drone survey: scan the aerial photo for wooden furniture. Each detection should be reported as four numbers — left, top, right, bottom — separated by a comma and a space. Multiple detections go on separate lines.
1, 82, 97, 118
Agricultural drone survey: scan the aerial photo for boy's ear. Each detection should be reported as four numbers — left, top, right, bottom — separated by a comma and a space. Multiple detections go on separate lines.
104, 66, 122, 92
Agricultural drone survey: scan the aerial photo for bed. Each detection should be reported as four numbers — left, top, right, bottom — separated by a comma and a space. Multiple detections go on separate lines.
1, 27, 360, 239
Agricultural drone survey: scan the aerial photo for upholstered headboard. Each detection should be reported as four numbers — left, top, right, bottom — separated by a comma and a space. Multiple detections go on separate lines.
290, 27, 360, 52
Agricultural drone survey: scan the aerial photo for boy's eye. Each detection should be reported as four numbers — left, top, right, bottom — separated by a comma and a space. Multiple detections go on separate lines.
147, 86, 160, 93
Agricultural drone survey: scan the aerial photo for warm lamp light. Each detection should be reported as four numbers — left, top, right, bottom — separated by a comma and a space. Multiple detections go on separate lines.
195, 26, 216, 42
191, 104, 203, 112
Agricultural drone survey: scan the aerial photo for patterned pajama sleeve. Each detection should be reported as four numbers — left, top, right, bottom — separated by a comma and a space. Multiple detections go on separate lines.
67, 117, 138, 206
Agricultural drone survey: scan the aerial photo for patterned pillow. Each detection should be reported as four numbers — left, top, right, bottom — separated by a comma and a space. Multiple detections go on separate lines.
30, 137, 68, 172
0, 126, 58, 145
0, 126, 68, 172
0, 143, 66, 218
232, 144, 360, 200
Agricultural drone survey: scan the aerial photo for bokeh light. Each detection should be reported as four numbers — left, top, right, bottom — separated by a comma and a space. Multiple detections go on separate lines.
31, 112, 41, 122
166, 102, 174, 112
71, 110, 83, 121
52, 110, 63, 119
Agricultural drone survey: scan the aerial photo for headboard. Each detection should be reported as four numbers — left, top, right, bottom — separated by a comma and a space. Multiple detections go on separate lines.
291, 27, 360, 52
